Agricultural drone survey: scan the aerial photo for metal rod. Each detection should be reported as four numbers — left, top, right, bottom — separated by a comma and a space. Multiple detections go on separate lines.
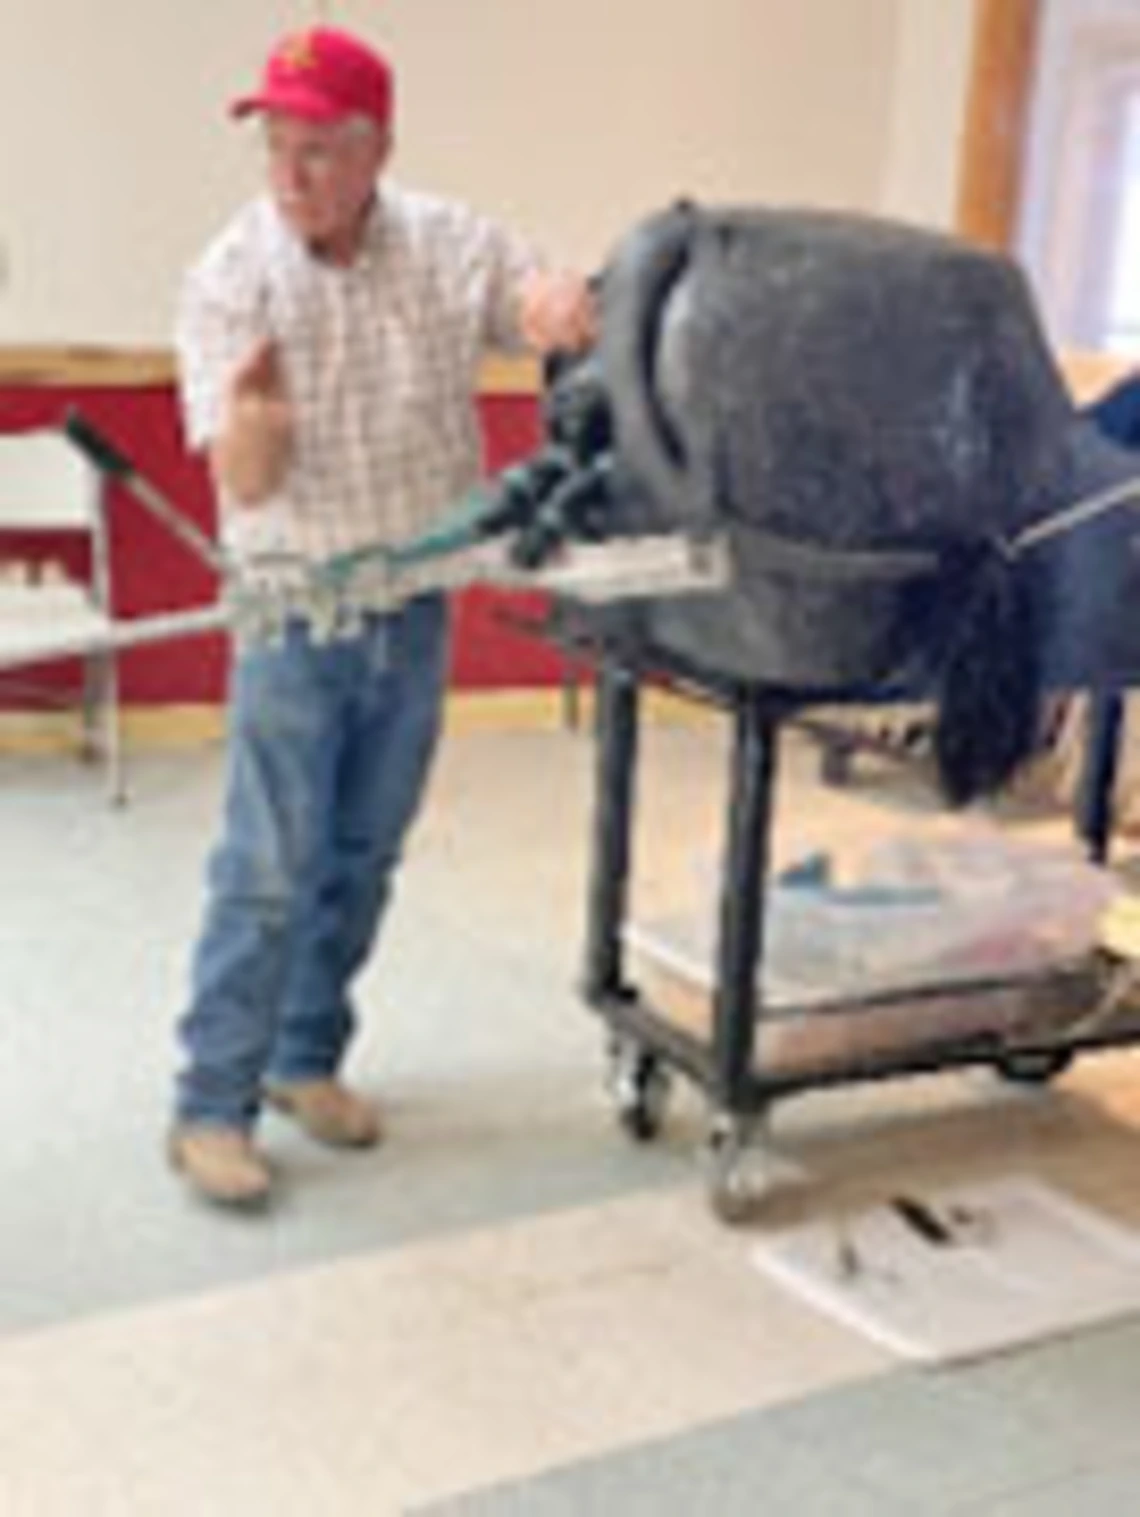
1077, 686, 1124, 863
119, 474, 227, 575
63, 411, 227, 574
583, 660, 640, 1003
0, 604, 229, 671
710, 690, 779, 1109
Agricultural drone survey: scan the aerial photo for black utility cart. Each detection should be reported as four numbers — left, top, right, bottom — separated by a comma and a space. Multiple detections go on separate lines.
508, 201, 1140, 1222
582, 658, 1139, 1223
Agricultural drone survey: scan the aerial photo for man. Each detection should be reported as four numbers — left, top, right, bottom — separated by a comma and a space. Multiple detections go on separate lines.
171, 25, 594, 1206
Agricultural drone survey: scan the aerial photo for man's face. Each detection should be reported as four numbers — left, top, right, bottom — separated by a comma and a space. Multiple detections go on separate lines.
263, 113, 389, 254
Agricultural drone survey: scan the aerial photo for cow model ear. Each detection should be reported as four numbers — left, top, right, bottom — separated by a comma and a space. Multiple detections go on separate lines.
598, 203, 698, 522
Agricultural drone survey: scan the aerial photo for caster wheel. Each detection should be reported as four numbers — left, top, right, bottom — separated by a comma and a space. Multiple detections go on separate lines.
995, 1048, 1075, 1086
606, 1037, 672, 1142
820, 740, 853, 787
709, 1172, 756, 1225
706, 1115, 764, 1225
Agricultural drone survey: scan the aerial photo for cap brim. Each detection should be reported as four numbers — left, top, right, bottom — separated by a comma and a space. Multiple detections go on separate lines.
229, 85, 346, 122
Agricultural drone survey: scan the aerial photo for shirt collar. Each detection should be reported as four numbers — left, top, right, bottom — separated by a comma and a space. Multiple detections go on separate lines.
266, 184, 387, 272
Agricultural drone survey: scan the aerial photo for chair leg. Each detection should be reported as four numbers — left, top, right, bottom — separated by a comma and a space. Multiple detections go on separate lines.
93, 650, 126, 806
81, 652, 100, 762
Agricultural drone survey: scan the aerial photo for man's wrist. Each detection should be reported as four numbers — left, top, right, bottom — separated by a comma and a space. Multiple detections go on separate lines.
210, 424, 290, 506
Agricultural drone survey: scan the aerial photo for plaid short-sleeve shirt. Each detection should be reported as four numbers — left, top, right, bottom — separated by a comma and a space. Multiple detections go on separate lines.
175, 183, 537, 579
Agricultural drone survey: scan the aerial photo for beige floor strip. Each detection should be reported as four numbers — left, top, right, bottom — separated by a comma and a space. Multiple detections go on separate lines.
0, 1187, 886, 1516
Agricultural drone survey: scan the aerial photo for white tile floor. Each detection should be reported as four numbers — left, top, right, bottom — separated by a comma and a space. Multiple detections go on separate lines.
1, 710, 1139, 1514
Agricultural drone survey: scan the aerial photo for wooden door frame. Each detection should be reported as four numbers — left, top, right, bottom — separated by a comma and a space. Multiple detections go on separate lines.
955, 0, 1042, 250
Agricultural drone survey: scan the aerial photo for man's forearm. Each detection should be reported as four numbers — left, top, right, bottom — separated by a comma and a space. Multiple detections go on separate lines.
209, 408, 291, 506
209, 337, 294, 506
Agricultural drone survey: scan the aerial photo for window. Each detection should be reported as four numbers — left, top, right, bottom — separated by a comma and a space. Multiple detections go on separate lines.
1017, 0, 1140, 355
1105, 87, 1140, 348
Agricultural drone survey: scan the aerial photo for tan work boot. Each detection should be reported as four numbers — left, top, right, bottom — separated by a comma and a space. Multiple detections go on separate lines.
264, 1079, 382, 1148
168, 1124, 272, 1207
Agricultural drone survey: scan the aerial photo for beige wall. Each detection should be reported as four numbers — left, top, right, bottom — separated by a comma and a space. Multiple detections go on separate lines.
879, 0, 974, 228
367, 0, 900, 258
0, 0, 971, 346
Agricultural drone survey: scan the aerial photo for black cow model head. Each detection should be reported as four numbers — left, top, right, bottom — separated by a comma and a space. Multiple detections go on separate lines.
496, 202, 1140, 804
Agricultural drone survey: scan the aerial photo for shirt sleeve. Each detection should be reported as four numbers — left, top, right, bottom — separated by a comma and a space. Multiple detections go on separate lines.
173, 241, 267, 452
445, 202, 545, 353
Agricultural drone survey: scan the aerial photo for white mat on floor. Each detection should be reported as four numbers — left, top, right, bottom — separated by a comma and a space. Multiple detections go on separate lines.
752, 1176, 1140, 1364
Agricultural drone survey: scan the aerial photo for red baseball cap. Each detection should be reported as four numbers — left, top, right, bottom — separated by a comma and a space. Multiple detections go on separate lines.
230, 26, 394, 127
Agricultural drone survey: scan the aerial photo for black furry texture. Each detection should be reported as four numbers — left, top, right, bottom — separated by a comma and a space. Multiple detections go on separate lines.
523, 203, 1140, 803
928, 542, 1043, 805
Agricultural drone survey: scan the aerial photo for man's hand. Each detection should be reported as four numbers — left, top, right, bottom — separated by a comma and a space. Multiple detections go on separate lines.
211, 337, 294, 506
517, 270, 597, 355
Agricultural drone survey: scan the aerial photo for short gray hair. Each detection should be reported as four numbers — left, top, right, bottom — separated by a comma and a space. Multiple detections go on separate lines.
339, 113, 387, 144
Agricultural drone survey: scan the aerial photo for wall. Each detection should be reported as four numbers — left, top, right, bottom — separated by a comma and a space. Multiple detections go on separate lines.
879, 0, 975, 228
0, 0, 904, 345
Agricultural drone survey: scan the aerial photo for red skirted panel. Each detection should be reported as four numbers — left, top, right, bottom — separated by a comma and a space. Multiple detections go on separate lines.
0, 382, 565, 702
0, 384, 225, 703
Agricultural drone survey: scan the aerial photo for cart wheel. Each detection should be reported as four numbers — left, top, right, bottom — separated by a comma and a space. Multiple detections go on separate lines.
820, 738, 853, 787
995, 1048, 1075, 1086
706, 1115, 763, 1225
607, 1038, 671, 1142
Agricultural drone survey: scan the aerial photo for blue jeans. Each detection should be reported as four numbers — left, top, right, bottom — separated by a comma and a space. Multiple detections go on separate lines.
175, 594, 449, 1128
